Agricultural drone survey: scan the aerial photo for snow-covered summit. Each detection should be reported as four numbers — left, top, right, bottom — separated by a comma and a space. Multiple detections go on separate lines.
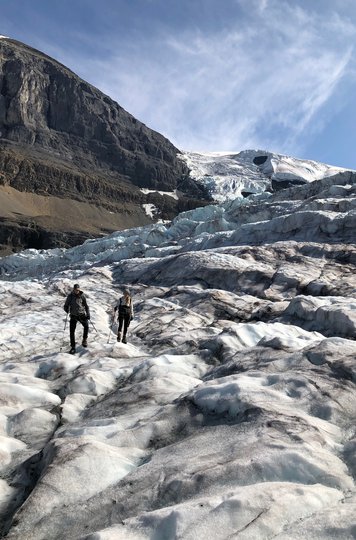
180, 149, 346, 202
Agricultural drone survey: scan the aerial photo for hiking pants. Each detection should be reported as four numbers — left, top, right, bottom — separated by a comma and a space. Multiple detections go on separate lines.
70, 315, 89, 347
118, 314, 131, 337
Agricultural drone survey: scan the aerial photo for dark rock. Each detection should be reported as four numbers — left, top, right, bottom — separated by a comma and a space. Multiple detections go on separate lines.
253, 155, 268, 165
272, 178, 307, 191
0, 38, 210, 253
0, 217, 92, 253
0, 38, 187, 190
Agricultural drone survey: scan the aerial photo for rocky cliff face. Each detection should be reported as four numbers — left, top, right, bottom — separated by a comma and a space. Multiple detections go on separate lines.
0, 37, 210, 253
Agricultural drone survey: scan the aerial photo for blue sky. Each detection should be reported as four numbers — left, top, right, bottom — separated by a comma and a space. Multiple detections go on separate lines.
1, 0, 356, 168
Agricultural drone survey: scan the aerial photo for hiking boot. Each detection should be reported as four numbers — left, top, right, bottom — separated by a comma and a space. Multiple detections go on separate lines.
117, 332, 121, 342
69, 347, 76, 354
82, 339, 88, 347
122, 335, 127, 344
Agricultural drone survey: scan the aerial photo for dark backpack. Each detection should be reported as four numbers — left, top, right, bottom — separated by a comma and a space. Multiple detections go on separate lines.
118, 297, 131, 316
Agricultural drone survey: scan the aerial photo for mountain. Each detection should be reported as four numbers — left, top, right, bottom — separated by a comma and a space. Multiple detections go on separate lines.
1, 37, 352, 256
0, 37, 210, 255
0, 162, 355, 538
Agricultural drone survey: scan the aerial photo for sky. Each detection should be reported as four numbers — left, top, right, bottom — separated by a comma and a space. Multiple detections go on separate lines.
1, 0, 356, 168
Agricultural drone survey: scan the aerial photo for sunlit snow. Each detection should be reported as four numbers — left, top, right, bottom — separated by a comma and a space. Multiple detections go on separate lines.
180, 149, 346, 202
140, 188, 179, 200
142, 203, 158, 218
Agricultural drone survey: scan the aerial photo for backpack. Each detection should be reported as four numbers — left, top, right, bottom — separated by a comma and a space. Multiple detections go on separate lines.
118, 297, 131, 316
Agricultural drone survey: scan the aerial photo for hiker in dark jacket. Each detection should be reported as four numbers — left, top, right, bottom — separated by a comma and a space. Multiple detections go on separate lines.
114, 289, 133, 344
64, 283, 90, 354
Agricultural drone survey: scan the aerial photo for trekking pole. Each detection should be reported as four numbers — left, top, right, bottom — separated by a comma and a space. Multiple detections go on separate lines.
60, 313, 68, 352
89, 319, 98, 333
107, 316, 115, 344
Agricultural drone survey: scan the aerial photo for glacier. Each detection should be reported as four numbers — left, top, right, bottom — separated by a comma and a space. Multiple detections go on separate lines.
180, 149, 346, 202
0, 153, 355, 539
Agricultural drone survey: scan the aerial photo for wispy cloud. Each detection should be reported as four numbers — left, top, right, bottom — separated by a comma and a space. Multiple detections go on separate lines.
29, 0, 356, 156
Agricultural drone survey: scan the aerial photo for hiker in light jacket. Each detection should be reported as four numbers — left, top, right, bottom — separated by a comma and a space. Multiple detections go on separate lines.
114, 289, 133, 344
64, 283, 90, 354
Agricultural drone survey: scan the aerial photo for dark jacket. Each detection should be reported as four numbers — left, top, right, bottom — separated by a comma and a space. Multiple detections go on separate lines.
64, 291, 90, 318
